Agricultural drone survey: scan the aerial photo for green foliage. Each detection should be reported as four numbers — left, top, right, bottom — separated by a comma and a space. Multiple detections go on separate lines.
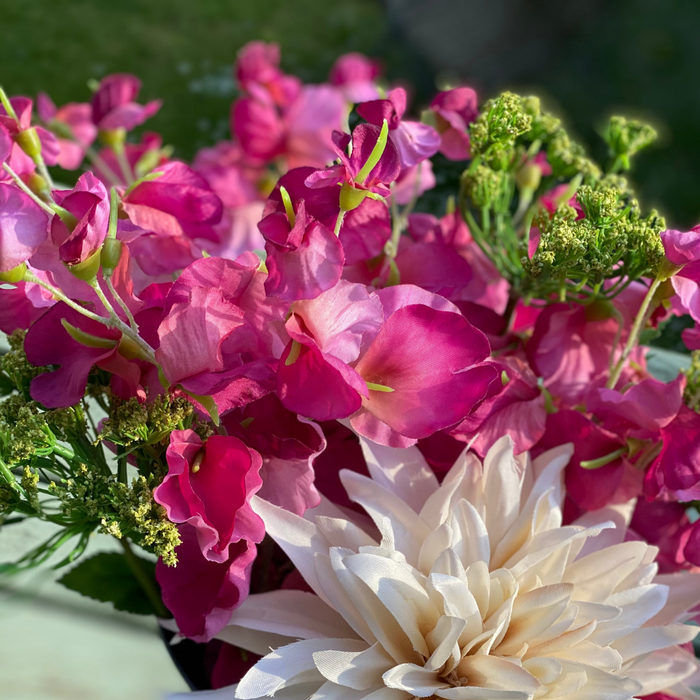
604, 116, 658, 172
58, 552, 159, 615
0, 330, 47, 397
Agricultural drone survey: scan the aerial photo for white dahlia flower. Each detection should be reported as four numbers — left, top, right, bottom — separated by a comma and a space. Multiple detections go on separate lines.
188, 436, 700, 700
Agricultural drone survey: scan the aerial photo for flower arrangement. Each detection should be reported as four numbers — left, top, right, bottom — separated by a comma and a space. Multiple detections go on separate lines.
1, 41, 700, 700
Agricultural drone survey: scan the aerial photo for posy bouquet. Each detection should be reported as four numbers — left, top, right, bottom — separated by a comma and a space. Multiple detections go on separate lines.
2, 41, 700, 700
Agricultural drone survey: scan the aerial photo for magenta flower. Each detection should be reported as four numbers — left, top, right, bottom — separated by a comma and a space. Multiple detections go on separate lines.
357, 88, 440, 168
661, 226, 700, 266
0, 276, 54, 334
0, 96, 60, 170
0, 183, 49, 272
264, 167, 391, 265
156, 523, 257, 642
37, 93, 97, 170
430, 87, 479, 160
235, 41, 301, 108
0, 124, 12, 164
277, 280, 383, 420
90, 74, 162, 131
660, 227, 700, 323
154, 430, 264, 564
329, 52, 381, 103
25, 303, 141, 408
258, 197, 344, 301
49, 172, 109, 267
392, 159, 436, 205
305, 124, 401, 201
92, 132, 168, 188
453, 356, 547, 456
349, 286, 497, 446
534, 409, 628, 512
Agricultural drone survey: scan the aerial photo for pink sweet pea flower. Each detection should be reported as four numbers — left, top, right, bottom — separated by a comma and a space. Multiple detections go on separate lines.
0, 124, 12, 165
25, 302, 142, 408
34, 171, 109, 268
0, 274, 54, 334
534, 409, 628, 511
154, 430, 264, 564
630, 500, 694, 573
232, 86, 344, 169
0, 183, 49, 272
430, 87, 478, 160
661, 226, 700, 266
350, 286, 498, 446
357, 87, 440, 168
37, 93, 97, 170
91, 74, 162, 131
156, 522, 257, 642
258, 197, 344, 301
223, 393, 326, 516
329, 52, 381, 103
452, 356, 547, 456
92, 132, 168, 188
392, 159, 436, 205
235, 41, 301, 109
660, 227, 700, 323
305, 123, 401, 200
264, 167, 391, 265
645, 406, 700, 497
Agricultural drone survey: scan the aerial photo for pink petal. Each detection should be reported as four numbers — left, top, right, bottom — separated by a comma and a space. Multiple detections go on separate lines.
0, 183, 49, 271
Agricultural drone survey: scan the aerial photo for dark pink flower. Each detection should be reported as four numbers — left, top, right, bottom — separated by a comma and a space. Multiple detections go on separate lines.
0, 124, 12, 164
430, 87, 478, 161
154, 430, 264, 563
0, 183, 49, 272
305, 123, 401, 200
235, 41, 301, 109
156, 523, 257, 642
660, 226, 700, 266
49, 172, 109, 266
25, 302, 141, 408
392, 160, 436, 205
329, 52, 381, 103
350, 286, 497, 446
258, 198, 343, 301
683, 324, 700, 350
232, 86, 345, 169
630, 499, 693, 573
452, 356, 547, 456
91, 74, 161, 131
0, 276, 54, 334
92, 132, 168, 188
264, 167, 391, 265
0, 96, 60, 168
37, 93, 97, 170
357, 88, 440, 168
646, 406, 700, 496
534, 409, 627, 511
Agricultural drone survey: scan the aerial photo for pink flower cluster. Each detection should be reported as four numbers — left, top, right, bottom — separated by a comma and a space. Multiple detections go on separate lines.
2, 43, 700, 672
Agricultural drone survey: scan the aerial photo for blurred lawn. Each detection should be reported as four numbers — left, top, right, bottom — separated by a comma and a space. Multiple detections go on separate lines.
0, 0, 400, 159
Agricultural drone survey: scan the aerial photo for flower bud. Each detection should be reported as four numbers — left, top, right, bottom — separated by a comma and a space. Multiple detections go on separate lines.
15, 127, 42, 159
98, 127, 126, 150
0, 263, 27, 283
339, 181, 368, 211
67, 249, 101, 281
516, 162, 542, 193
100, 238, 123, 274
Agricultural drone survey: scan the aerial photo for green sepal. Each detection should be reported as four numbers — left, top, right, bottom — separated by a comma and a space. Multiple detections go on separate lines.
61, 318, 118, 349
66, 250, 101, 282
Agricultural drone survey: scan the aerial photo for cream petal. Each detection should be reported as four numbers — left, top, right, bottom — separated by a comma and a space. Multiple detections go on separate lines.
252, 496, 333, 607
524, 620, 597, 659
425, 616, 467, 672
340, 470, 431, 565
225, 590, 359, 641
328, 548, 420, 665
435, 688, 529, 700
236, 638, 366, 699
361, 688, 412, 700
359, 438, 439, 513
647, 572, 700, 625
456, 655, 541, 697
482, 436, 525, 552
430, 548, 468, 583
572, 502, 635, 559
547, 641, 623, 672
450, 499, 490, 568
310, 681, 370, 700
313, 643, 394, 690
419, 456, 467, 530
419, 523, 454, 574
216, 625, 298, 656
564, 665, 641, 700
428, 574, 482, 645
343, 552, 439, 657
589, 584, 669, 646
382, 663, 447, 697
623, 647, 700, 696
466, 560, 491, 618
315, 516, 378, 551
612, 624, 700, 663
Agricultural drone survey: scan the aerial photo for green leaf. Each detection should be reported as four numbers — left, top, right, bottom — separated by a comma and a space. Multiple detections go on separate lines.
58, 552, 158, 616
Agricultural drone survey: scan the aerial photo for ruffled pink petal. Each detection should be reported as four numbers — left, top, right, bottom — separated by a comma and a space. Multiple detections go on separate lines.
339, 198, 392, 264
156, 524, 257, 642
661, 227, 700, 266
390, 121, 440, 168
231, 96, 285, 161
0, 183, 49, 272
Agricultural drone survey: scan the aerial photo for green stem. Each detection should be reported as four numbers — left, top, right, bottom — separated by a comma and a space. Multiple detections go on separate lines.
119, 538, 169, 619
35, 156, 55, 191
334, 209, 346, 237
104, 275, 138, 333
606, 277, 661, 389
580, 447, 627, 470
